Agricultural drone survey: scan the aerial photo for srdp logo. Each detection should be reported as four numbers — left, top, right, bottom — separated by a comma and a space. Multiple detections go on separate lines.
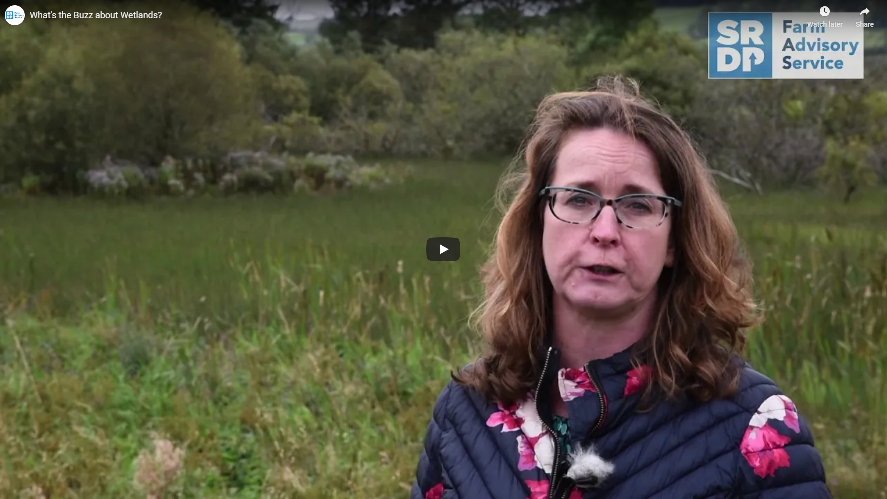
709, 13, 772, 79
5, 5, 25, 25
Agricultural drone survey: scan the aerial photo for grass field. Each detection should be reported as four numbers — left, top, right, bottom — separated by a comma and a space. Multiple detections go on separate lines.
1, 160, 886, 497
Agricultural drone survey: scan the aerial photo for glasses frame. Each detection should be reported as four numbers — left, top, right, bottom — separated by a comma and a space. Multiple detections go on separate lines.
538, 186, 683, 229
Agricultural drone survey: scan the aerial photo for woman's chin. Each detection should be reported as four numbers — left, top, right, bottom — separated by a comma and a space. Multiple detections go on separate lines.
568, 295, 628, 315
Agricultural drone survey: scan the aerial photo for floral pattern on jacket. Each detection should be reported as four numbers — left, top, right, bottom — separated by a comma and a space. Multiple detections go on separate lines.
624, 365, 653, 397
558, 367, 596, 401
486, 366, 652, 485
487, 393, 556, 474
423, 482, 443, 499
413, 351, 830, 499
740, 394, 802, 478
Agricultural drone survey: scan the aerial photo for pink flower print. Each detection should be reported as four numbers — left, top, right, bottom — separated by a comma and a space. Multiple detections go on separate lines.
780, 397, 800, 433
748, 395, 800, 433
558, 368, 596, 401
425, 483, 443, 499
487, 401, 523, 432
740, 423, 792, 478
526, 479, 549, 499
624, 365, 652, 397
525, 479, 581, 499
517, 433, 545, 470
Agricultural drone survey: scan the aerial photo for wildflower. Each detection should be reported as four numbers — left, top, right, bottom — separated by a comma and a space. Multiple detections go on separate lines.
133, 434, 185, 499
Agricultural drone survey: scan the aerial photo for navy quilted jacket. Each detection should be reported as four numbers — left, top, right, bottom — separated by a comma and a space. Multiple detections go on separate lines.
411, 344, 831, 499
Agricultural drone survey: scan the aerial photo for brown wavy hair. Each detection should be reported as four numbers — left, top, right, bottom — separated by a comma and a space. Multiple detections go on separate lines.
452, 76, 761, 408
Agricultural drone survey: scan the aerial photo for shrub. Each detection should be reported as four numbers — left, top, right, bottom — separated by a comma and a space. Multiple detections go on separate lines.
120, 166, 147, 199
234, 166, 276, 194
408, 29, 575, 158
20, 174, 42, 196
157, 157, 183, 196
84, 167, 128, 198
219, 173, 239, 195
298, 153, 359, 190
262, 111, 326, 156
817, 136, 878, 203
686, 79, 828, 192
0, 2, 261, 193
580, 20, 706, 122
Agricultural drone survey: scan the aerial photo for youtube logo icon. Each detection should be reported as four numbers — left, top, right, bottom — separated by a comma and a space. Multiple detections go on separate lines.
426, 237, 460, 262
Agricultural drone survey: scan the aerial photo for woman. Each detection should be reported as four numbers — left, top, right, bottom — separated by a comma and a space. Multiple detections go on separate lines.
410, 77, 831, 499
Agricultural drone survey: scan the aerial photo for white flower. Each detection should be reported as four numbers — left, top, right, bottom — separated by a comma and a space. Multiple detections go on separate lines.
748, 394, 799, 432
515, 396, 556, 474
557, 368, 593, 402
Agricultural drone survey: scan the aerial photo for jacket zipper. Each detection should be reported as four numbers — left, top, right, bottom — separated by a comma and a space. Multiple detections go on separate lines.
537, 349, 610, 499
584, 362, 607, 434
555, 364, 607, 499
533, 347, 563, 499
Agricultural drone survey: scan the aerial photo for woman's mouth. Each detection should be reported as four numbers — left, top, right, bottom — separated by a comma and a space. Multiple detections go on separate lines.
588, 265, 619, 275
582, 265, 623, 281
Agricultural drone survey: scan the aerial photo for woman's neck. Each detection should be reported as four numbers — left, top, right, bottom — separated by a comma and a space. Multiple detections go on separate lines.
551, 295, 658, 369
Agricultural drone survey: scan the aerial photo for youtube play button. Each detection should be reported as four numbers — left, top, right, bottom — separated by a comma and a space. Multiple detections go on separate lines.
426, 237, 460, 261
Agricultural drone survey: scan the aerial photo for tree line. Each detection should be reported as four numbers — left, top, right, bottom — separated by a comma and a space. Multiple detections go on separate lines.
0, 0, 884, 201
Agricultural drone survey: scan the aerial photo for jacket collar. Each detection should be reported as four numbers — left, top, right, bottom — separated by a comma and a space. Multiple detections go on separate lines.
534, 337, 653, 444
535, 334, 641, 385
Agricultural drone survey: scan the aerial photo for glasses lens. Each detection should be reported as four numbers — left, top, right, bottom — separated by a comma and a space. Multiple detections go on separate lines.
550, 190, 602, 223
549, 190, 669, 228
614, 196, 666, 228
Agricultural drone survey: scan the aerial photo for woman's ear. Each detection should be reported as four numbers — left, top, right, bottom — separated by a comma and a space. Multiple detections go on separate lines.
664, 232, 676, 268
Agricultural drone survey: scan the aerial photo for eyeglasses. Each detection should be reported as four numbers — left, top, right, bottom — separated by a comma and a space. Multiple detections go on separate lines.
538, 186, 683, 229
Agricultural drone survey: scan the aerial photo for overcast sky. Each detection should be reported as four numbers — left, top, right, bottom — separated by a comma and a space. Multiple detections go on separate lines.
274, 1, 333, 22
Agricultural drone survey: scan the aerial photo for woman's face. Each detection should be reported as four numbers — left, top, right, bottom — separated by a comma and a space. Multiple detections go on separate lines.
542, 128, 674, 319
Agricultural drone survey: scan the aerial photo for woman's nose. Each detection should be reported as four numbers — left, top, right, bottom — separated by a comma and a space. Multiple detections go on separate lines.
589, 206, 620, 244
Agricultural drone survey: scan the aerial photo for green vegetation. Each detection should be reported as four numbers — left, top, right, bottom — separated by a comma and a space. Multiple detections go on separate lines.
1, 162, 886, 497
284, 31, 307, 47
865, 28, 887, 48
293, 7, 887, 51
652, 6, 705, 33
2, 5, 885, 199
